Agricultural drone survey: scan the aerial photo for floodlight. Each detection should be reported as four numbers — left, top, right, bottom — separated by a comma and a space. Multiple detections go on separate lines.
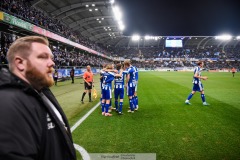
110, 0, 114, 4
237, 36, 240, 40
132, 35, 140, 41
86, 5, 89, 7
113, 6, 122, 21
215, 34, 232, 40
118, 20, 123, 25
119, 24, 125, 31
95, 8, 98, 11
145, 35, 150, 40
112, 4, 126, 32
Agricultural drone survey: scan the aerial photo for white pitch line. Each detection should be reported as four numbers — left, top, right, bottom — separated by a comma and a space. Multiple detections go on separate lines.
74, 143, 91, 160
71, 101, 101, 160
71, 102, 101, 132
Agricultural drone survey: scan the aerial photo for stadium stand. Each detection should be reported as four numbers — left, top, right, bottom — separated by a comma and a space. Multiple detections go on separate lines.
0, 32, 111, 67
0, 0, 111, 56
1, 0, 240, 72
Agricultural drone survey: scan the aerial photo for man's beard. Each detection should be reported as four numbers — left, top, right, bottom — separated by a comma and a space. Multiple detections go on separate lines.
26, 61, 54, 90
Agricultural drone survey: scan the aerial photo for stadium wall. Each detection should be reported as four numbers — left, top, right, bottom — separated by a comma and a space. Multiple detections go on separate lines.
56, 68, 100, 79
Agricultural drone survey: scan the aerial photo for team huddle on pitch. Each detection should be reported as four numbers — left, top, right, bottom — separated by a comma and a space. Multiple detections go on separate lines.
99, 60, 210, 117
100, 60, 139, 116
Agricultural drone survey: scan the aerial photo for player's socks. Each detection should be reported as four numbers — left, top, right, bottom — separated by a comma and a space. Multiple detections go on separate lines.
105, 103, 110, 114
129, 99, 134, 111
132, 96, 137, 109
119, 102, 123, 112
101, 102, 105, 112
135, 96, 138, 107
115, 101, 118, 111
187, 93, 194, 100
201, 94, 205, 102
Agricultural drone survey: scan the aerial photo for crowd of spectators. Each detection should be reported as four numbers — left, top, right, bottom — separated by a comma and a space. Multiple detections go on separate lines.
112, 46, 240, 60
0, 32, 14, 65
0, 32, 112, 67
1, 31, 240, 70
52, 47, 111, 68
0, 0, 111, 56
2, 31, 240, 70
1, 0, 240, 70
111, 46, 240, 69
131, 60, 240, 70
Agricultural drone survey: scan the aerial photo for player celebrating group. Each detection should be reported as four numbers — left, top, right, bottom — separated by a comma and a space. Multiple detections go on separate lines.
133, 65, 139, 110
114, 63, 128, 115
101, 64, 115, 116
124, 60, 138, 113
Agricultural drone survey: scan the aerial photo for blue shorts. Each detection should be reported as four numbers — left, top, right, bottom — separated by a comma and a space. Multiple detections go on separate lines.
114, 88, 124, 99
192, 83, 204, 92
102, 85, 112, 100
127, 86, 135, 97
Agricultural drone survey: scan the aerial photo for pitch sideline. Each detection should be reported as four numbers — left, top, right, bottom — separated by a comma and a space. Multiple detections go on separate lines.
71, 101, 101, 160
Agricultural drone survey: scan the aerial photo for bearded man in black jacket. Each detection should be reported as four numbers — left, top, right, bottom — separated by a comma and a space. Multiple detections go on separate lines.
0, 36, 76, 160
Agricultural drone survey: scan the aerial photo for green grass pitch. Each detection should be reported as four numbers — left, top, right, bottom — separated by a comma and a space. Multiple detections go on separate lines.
51, 71, 240, 160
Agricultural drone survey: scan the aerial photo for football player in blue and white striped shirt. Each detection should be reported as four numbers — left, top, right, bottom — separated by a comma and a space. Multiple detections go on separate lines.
101, 64, 115, 116
124, 60, 137, 113
100, 64, 107, 103
114, 63, 127, 115
185, 61, 210, 106
133, 65, 139, 110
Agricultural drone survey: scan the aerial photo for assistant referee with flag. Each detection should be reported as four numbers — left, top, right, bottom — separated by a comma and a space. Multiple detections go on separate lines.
81, 65, 94, 104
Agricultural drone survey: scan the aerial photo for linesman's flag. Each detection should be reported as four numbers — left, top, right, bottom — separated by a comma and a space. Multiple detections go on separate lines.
93, 88, 98, 99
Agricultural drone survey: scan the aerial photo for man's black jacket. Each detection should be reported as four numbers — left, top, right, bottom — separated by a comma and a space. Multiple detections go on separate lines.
0, 68, 76, 160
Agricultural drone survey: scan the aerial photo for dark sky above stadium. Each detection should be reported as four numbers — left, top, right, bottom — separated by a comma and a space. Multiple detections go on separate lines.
117, 0, 240, 36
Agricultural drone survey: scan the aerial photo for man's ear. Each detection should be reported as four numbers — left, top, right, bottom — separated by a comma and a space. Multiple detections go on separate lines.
14, 56, 26, 71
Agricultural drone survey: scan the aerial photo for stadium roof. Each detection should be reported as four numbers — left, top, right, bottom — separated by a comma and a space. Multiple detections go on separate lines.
31, 0, 123, 44
31, 0, 240, 48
